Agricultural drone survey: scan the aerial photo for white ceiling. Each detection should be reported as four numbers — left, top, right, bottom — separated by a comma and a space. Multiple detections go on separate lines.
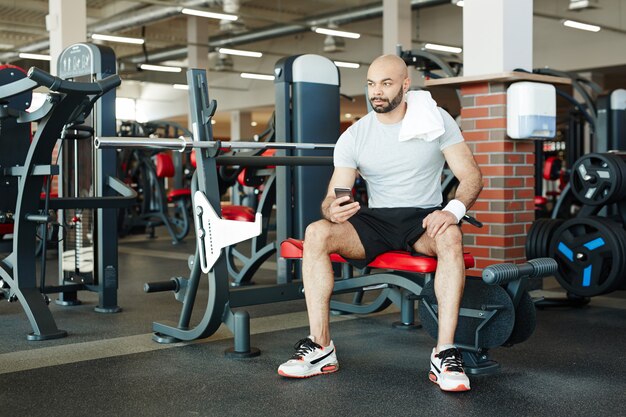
1, 0, 625, 134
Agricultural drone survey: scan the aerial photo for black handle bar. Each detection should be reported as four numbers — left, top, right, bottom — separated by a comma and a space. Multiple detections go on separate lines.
27, 67, 121, 95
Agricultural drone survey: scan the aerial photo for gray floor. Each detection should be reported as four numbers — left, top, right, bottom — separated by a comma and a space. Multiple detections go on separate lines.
2, 229, 626, 417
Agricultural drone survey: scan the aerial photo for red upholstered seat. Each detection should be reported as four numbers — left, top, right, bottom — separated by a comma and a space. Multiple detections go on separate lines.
167, 188, 191, 202
0, 223, 13, 235
280, 238, 475, 273
40, 192, 58, 199
155, 153, 175, 178
221, 205, 256, 222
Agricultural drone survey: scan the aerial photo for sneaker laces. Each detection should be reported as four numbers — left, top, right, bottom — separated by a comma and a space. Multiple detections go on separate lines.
436, 348, 464, 373
291, 338, 321, 360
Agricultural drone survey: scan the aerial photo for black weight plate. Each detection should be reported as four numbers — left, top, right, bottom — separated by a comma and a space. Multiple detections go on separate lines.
541, 219, 565, 259
0, 65, 31, 110
526, 219, 547, 260
504, 291, 537, 346
549, 216, 625, 297
419, 277, 515, 349
570, 153, 625, 206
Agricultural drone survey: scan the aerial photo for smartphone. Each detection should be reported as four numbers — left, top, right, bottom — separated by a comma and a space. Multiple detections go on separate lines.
334, 187, 354, 206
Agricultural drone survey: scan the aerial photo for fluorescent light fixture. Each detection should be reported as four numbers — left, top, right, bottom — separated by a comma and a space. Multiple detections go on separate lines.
91, 33, 145, 45
18, 52, 51, 61
568, 0, 599, 10
240, 72, 275, 81
562, 19, 601, 32
217, 47, 262, 58
173, 84, 189, 90
139, 63, 182, 73
424, 43, 463, 54
181, 8, 238, 21
334, 60, 360, 69
313, 27, 360, 39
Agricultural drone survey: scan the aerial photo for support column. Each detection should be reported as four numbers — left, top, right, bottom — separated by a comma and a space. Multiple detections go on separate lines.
459, 82, 535, 271
183, 16, 210, 188
47, 0, 86, 75
382, 0, 412, 55
463, 0, 532, 76
230, 110, 253, 141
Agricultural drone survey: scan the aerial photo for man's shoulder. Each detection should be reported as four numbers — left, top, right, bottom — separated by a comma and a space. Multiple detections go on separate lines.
345, 111, 376, 136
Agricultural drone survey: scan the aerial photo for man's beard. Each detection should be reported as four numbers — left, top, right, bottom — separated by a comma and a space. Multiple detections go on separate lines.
370, 87, 404, 114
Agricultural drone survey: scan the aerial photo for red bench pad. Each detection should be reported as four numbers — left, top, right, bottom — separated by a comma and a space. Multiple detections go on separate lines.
280, 238, 475, 274
221, 205, 256, 222
167, 188, 191, 201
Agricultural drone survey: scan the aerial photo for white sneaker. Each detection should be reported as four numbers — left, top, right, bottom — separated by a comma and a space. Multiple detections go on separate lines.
278, 336, 339, 378
429, 346, 471, 392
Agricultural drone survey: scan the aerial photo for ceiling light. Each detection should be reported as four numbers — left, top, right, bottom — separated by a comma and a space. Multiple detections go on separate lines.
313, 27, 360, 39
251, 121, 258, 127
452, 0, 464, 6
240, 72, 275, 81
139, 64, 182, 73
334, 61, 360, 69
18, 52, 51, 61
217, 47, 262, 58
181, 8, 238, 21
568, 0, 599, 10
424, 43, 463, 53
344, 113, 353, 119
173, 84, 189, 90
562, 19, 601, 32
91, 33, 145, 45
211, 119, 216, 125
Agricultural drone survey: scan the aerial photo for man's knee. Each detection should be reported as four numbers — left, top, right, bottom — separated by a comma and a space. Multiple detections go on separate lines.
304, 220, 333, 248
434, 226, 463, 253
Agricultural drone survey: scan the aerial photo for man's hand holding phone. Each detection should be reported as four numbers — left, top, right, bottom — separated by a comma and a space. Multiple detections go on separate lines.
328, 187, 360, 223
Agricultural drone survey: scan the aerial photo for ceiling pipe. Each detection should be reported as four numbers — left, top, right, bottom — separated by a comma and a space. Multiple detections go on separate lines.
0, 0, 217, 62
126, 0, 448, 64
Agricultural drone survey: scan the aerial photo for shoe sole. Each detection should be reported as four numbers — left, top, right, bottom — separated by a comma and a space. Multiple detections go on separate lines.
278, 364, 339, 379
429, 371, 470, 392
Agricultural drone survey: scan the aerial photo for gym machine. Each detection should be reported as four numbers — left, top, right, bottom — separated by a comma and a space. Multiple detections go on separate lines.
0, 65, 132, 340
274, 54, 339, 283
54, 43, 124, 310
97, 64, 557, 374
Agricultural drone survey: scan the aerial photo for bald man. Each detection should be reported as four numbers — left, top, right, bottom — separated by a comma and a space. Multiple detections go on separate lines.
278, 55, 483, 392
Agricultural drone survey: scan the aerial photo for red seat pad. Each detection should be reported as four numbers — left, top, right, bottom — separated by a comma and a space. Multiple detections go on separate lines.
40, 192, 58, 199
221, 205, 255, 222
155, 153, 175, 178
167, 188, 192, 201
280, 238, 475, 273
0, 223, 13, 235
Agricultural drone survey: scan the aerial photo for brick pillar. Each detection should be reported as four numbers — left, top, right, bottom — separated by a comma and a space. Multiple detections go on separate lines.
459, 82, 535, 273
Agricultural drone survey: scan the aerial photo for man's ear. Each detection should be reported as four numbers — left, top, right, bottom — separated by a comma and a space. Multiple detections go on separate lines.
403, 77, 411, 93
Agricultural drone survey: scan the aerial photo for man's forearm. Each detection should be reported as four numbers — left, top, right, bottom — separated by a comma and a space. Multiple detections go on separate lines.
453, 172, 483, 210
320, 196, 335, 221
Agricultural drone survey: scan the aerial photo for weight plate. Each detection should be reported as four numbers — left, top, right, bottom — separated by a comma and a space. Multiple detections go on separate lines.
549, 216, 626, 297
419, 277, 515, 349
504, 291, 537, 346
570, 153, 626, 206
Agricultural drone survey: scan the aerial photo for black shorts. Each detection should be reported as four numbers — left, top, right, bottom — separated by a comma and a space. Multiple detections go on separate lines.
346, 206, 441, 269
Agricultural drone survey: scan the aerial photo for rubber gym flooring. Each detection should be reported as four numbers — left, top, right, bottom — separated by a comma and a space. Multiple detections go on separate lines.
1, 228, 626, 417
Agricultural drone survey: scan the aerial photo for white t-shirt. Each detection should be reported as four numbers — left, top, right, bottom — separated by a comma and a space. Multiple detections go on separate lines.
334, 107, 464, 208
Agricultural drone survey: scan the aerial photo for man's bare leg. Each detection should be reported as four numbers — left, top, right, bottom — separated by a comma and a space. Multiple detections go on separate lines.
413, 226, 465, 350
301, 219, 365, 347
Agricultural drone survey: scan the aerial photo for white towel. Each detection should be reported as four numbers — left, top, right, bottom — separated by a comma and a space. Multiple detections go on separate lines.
398, 90, 445, 142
